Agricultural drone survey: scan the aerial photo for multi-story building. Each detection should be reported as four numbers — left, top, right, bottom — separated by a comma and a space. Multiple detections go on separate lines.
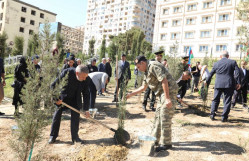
0, 0, 56, 55
153, 0, 245, 58
61, 25, 84, 54
83, 0, 156, 55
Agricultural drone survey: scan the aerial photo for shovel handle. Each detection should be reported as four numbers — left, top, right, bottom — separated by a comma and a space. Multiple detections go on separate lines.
61, 102, 114, 131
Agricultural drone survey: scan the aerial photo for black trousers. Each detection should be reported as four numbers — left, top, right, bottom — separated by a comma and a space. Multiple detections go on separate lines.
50, 100, 80, 141
114, 77, 128, 100
232, 86, 247, 106
210, 88, 234, 119
142, 87, 156, 107
89, 79, 97, 108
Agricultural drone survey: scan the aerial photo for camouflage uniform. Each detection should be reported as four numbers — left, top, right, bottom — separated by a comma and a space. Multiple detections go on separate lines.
143, 61, 178, 146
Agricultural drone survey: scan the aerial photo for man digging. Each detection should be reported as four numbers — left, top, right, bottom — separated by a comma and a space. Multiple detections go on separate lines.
126, 56, 178, 152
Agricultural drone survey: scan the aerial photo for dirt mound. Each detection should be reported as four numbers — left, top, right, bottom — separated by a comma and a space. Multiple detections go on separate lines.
76, 145, 128, 161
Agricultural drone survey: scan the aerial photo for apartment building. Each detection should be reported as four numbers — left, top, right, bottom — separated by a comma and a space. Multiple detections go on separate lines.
0, 0, 56, 55
153, 0, 246, 58
83, 0, 156, 54
61, 25, 84, 54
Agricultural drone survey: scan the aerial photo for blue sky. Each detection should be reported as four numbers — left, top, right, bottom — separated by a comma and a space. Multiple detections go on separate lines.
22, 0, 87, 27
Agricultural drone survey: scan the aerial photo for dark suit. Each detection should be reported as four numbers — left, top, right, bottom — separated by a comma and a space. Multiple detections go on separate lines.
105, 62, 112, 90
232, 68, 249, 107
50, 68, 90, 141
98, 63, 106, 72
114, 61, 131, 100
206, 57, 240, 120
87, 64, 98, 73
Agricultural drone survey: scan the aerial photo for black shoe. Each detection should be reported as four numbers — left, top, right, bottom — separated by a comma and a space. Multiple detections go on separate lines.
72, 138, 83, 144
150, 106, 156, 111
155, 144, 172, 152
14, 111, 22, 117
243, 104, 248, 109
99, 94, 105, 96
0, 112, 5, 115
142, 105, 147, 112
112, 99, 118, 102
48, 136, 56, 144
221, 118, 228, 122
210, 115, 215, 121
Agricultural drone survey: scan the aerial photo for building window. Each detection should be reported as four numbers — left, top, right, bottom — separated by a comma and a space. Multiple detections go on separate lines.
1, 2, 4, 9
161, 34, 167, 40
171, 33, 179, 40
172, 20, 181, 26
199, 45, 209, 52
0, 13, 3, 21
29, 30, 33, 35
31, 10, 36, 16
21, 7, 27, 12
20, 17, 25, 23
201, 31, 211, 38
186, 18, 195, 25
187, 4, 197, 11
183, 46, 191, 53
236, 44, 244, 51
40, 13, 44, 18
170, 46, 178, 53
203, 1, 213, 8
30, 20, 35, 25
202, 16, 212, 23
162, 8, 169, 15
162, 21, 168, 27
217, 29, 228, 36
173, 6, 182, 13
216, 45, 227, 51
219, 14, 230, 21
0, 23, 2, 31
220, 0, 231, 6
185, 32, 194, 39
19, 27, 24, 33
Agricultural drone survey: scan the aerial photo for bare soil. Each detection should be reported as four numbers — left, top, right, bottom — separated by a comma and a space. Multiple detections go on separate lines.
0, 85, 249, 161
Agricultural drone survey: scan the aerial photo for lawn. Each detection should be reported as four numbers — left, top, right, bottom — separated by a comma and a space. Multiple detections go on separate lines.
4, 74, 14, 98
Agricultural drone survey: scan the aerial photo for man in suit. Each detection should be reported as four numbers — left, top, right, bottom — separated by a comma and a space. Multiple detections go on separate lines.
231, 60, 249, 109
206, 51, 241, 122
49, 65, 90, 144
87, 59, 98, 73
112, 54, 131, 102
0, 57, 5, 115
98, 58, 106, 73
105, 58, 112, 92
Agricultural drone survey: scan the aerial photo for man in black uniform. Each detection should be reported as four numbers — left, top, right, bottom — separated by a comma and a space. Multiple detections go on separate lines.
105, 58, 112, 92
142, 51, 164, 111
48, 65, 90, 144
87, 59, 98, 73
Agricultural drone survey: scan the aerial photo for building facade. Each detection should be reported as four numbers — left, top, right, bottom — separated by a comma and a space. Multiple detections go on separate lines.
0, 0, 56, 55
61, 25, 84, 54
153, 0, 245, 58
83, 0, 156, 54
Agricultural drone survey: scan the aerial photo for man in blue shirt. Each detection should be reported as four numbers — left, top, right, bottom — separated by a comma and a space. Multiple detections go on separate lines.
0, 57, 5, 115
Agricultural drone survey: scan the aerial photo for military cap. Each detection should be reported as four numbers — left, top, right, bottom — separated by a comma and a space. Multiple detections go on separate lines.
154, 50, 164, 56
135, 55, 147, 65
181, 56, 189, 61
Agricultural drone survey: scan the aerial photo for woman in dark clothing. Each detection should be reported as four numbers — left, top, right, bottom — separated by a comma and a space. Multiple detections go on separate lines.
12, 57, 29, 116
61, 56, 76, 71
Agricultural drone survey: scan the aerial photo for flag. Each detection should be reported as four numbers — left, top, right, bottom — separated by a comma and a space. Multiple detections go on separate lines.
188, 47, 194, 65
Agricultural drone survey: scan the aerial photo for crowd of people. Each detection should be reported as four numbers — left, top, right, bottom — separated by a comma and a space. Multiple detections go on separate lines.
0, 49, 248, 153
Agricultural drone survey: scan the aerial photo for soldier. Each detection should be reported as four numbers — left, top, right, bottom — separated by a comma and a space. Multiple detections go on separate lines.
126, 56, 178, 152
142, 51, 164, 111
174, 56, 190, 107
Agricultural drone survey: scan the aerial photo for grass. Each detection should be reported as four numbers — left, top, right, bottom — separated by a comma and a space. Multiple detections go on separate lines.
4, 74, 14, 98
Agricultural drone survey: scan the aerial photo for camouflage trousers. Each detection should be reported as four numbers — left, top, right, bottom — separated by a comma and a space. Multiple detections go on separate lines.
151, 94, 175, 145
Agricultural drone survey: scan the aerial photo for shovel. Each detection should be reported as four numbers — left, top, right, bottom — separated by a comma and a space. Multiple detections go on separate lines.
61, 102, 130, 145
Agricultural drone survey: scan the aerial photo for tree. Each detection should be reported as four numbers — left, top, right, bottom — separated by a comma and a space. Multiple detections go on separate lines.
27, 33, 39, 56
107, 42, 117, 61
0, 32, 8, 58
237, 1, 249, 59
56, 32, 65, 63
136, 30, 145, 56
167, 41, 181, 80
12, 36, 24, 56
99, 35, 106, 60
88, 38, 95, 57
39, 21, 55, 55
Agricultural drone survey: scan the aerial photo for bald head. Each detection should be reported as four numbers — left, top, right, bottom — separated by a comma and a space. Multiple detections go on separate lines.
222, 51, 229, 58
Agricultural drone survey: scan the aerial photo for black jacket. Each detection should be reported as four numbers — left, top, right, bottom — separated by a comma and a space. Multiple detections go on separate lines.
238, 68, 249, 87
105, 62, 112, 77
87, 64, 98, 73
51, 68, 90, 111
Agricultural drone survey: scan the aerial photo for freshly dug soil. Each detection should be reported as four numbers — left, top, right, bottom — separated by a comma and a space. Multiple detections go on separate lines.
76, 145, 128, 161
